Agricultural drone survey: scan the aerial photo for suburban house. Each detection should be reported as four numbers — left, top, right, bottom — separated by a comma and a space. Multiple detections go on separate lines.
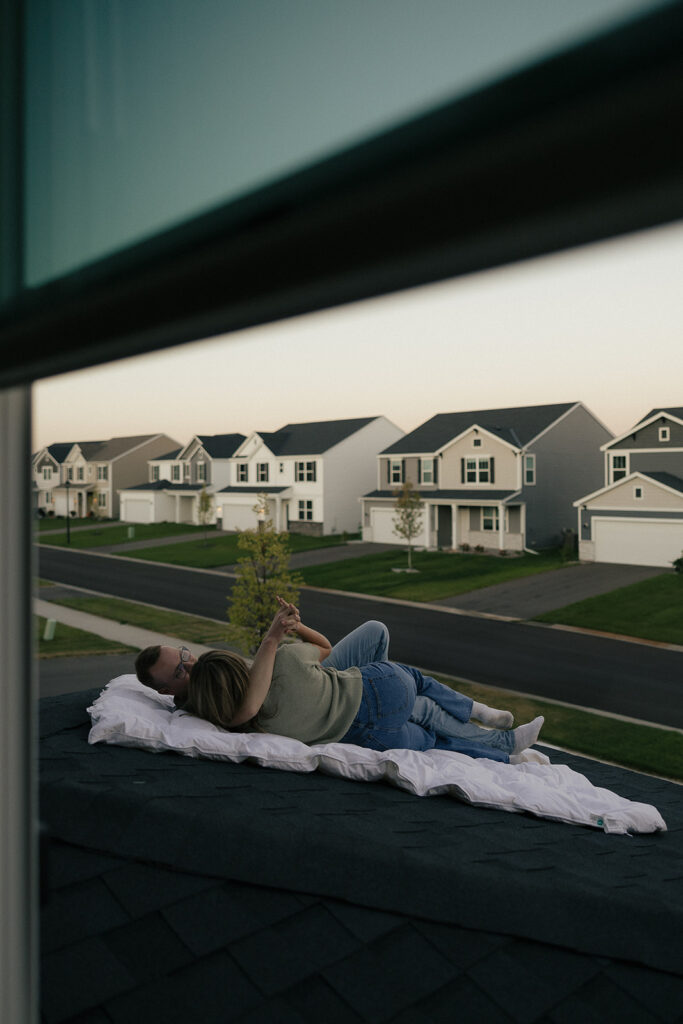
574, 406, 683, 567
119, 433, 245, 524
361, 402, 613, 552
216, 416, 404, 535
32, 434, 180, 519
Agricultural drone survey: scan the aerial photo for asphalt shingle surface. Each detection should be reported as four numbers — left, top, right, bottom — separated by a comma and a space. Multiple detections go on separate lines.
39, 688, 683, 1023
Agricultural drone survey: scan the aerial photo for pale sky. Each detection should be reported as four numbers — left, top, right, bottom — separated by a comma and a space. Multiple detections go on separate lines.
33, 218, 683, 452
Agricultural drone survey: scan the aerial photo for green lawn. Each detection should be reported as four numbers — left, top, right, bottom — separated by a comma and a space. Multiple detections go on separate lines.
39, 594, 228, 646
38, 521, 215, 548
36, 616, 136, 658
535, 573, 683, 645
299, 549, 566, 602
124, 531, 359, 568
37, 516, 106, 532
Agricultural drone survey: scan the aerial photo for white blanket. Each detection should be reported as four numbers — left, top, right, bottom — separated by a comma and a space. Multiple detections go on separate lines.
88, 675, 667, 835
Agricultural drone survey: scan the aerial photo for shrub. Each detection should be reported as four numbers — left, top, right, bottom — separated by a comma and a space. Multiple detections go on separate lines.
459, 542, 471, 552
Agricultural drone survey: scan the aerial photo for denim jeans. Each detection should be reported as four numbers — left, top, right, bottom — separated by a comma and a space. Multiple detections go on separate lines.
324, 622, 511, 762
340, 661, 510, 762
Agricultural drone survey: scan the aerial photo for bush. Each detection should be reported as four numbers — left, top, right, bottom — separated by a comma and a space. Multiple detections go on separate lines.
474, 544, 485, 553
459, 543, 471, 552
673, 551, 683, 574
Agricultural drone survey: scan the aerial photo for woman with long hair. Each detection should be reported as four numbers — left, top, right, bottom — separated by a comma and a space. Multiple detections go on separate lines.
184, 598, 544, 764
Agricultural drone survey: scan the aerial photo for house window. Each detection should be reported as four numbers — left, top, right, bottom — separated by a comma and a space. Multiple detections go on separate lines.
389, 460, 403, 484
257, 463, 269, 482
67, 467, 74, 481
77, 466, 84, 481
97, 493, 107, 508
295, 460, 316, 481
464, 457, 493, 484
634, 486, 643, 499
152, 466, 160, 481
42, 467, 51, 480
183, 464, 190, 481
298, 500, 313, 520
420, 458, 434, 484
482, 506, 500, 531
611, 455, 627, 481
172, 465, 180, 481
97, 465, 108, 480
659, 426, 670, 442
473, 438, 482, 448
237, 463, 248, 482
524, 454, 536, 485
197, 462, 206, 482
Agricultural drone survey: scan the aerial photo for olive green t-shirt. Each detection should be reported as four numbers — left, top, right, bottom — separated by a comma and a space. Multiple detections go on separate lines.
256, 641, 363, 744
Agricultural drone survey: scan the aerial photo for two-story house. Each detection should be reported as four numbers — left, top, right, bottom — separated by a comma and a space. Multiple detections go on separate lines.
216, 416, 404, 535
362, 402, 612, 552
32, 443, 75, 514
119, 434, 245, 524
33, 435, 180, 520
574, 407, 683, 567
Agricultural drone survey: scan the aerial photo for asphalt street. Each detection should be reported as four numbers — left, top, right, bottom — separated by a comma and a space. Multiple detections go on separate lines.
38, 546, 683, 728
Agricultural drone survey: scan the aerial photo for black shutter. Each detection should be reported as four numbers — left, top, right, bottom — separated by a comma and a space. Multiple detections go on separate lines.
434, 458, 438, 485
417, 460, 422, 484
490, 457, 495, 484
461, 458, 465, 483
402, 459, 406, 483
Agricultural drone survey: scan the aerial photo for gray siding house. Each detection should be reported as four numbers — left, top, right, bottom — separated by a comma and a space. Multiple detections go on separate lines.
575, 407, 683, 567
362, 402, 612, 552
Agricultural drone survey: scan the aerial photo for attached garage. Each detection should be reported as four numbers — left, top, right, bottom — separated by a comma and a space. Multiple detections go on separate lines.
593, 518, 683, 568
120, 497, 153, 524
220, 502, 260, 532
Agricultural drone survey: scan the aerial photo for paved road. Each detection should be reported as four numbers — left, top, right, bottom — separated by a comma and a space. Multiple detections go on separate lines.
38, 546, 683, 728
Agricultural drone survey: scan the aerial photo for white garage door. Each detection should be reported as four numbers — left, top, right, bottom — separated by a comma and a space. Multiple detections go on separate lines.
594, 518, 683, 568
370, 507, 406, 545
121, 498, 152, 524
220, 503, 259, 532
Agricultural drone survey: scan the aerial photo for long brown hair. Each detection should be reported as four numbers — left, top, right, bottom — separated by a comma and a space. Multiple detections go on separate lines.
186, 650, 262, 730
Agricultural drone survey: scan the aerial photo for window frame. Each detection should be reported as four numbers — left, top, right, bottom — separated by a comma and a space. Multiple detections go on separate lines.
257, 463, 269, 483
298, 499, 313, 521
237, 463, 248, 483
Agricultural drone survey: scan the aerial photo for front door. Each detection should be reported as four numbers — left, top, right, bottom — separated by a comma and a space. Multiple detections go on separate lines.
437, 505, 452, 549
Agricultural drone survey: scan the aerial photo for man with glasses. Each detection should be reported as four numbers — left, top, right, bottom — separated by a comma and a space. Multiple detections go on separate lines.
135, 643, 198, 703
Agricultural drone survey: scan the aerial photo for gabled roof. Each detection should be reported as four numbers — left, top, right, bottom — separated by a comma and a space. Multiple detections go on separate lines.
45, 442, 78, 464
635, 407, 683, 426
150, 448, 182, 462
574, 470, 683, 506
604, 408, 683, 449
246, 417, 378, 456
381, 403, 578, 455
196, 433, 246, 459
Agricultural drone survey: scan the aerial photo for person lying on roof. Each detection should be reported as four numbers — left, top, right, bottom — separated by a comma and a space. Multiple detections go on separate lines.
135, 601, 543, 764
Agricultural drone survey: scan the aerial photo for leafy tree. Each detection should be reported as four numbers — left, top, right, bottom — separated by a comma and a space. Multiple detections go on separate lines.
226, 513, 303, 654
392, 481, 424, 570
198, 485, 214, 544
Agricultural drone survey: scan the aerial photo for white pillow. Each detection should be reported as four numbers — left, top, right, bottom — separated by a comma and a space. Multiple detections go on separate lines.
88, 675, 667, 835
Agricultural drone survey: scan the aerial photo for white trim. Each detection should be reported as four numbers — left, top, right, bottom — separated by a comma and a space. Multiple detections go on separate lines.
601, 410, 683, 450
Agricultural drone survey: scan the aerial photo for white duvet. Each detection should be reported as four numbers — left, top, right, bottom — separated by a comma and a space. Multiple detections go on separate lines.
88, 675, 667, 835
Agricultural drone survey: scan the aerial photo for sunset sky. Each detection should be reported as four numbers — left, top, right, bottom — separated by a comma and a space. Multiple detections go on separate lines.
33, 217, 683, 452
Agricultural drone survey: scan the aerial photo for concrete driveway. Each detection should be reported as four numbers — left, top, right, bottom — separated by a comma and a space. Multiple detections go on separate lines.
436, 562, 669, 620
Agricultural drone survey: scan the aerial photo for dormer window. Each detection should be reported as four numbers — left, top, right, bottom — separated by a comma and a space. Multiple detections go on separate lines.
237, 463, 248, 483
611, 455, 627, 482
197, 462, 206, 482
257, 463, 269, 482
659, 426, 670, 442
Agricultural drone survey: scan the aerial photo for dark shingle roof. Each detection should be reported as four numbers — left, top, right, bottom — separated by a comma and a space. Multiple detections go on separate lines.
39, 688, 683, 1023
152, 448, 182, 461
636, 407, 683, 425
364, 489, 519, 501
256, 418, 377, 455
381, 403, 577, 455
641, 471, 683, 495
45, 442, 78, 463
196, 434, 246, 459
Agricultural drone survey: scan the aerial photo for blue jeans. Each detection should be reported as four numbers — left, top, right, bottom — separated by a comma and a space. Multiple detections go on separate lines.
324, 622, 511, 761
340, 661, 510, 763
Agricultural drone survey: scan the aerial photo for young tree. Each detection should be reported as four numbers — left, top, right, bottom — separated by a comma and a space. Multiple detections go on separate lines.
392, 481, 424, 571
226, 512, 303, 654
198, 485, 214, 545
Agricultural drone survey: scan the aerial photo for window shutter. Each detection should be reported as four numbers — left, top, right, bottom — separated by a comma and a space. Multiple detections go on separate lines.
386, 460, 391, 486
402, 459, 406, 482
461, 458, 465, 483
417, 460, 422, 484
434, 458, 438, 485
490, 457, 495, 484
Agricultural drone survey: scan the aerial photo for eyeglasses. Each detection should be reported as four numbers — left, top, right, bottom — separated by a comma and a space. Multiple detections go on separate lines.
173, 646, 191, 680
